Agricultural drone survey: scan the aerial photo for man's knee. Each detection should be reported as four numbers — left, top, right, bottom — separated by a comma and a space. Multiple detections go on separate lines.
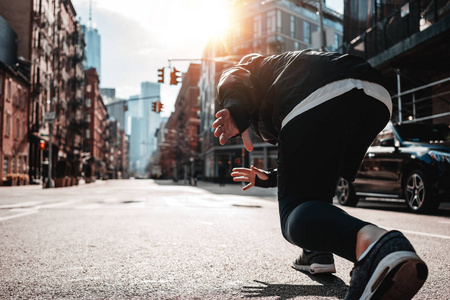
283, 201, 321, 248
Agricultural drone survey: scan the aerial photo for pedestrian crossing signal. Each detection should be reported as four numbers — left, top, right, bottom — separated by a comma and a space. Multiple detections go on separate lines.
40, 140, 46, 150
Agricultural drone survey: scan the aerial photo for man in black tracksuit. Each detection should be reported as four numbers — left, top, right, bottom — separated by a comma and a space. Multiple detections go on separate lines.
212, 50, 428, 300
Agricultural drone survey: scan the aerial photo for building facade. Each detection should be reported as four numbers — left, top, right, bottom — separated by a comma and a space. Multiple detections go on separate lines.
0, 62, 30, 186
161, 64, 201, 181
83, 68, 109, 181
343, 0, 450, 124
0, 0, 87, 185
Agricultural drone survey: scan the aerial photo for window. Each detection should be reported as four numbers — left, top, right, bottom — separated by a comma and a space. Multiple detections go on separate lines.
23, 156, 27, 173
15, 117, 20, 139
253, 15, 262, 38
290, 15, 295, 38
86, 129, 90, 139
5, 112, 11, 137
333, 33, 339, 51
86, 84, 91, 92
303, 21, 311, 44
17, 87, 22, 106
85, 114, 91, 123
22, 91, 27, 109
22, 119, 26, 139
85, 98, 91, 108
277, 10, 282, 33
295, 41, 299, 50
18, 157, 22, 174
12, 156, 16, 173
267, 10, 276, 35
6, 79, 11, 101
3, 156, 9, 176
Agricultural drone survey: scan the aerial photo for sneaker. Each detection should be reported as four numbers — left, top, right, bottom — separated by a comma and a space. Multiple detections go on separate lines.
291, 250, 336, 274
345, 230, 428, 300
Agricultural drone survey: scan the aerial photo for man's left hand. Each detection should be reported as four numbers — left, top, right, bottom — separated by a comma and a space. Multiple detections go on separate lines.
212, 109, 253, 152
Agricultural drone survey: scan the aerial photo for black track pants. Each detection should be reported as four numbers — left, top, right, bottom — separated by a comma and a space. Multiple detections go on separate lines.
277, 88, 390, 262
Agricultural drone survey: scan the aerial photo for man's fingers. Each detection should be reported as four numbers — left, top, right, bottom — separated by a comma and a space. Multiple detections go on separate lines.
241, 129, 254, 152
212, 117, 223, 129
214, 125, 223, 137
231, 170, 251, 177
215, 109, 229, 118
242, 183, 253, 191
251, 165, 269, 180
219, 133, 228, 145
232, 168, 251, 173
233, 177, 250, 183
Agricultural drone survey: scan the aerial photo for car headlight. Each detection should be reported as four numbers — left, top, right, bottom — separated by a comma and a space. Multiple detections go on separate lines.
429, 150, 450, 163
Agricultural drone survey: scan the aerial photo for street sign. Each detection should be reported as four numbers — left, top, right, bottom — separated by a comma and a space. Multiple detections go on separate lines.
44, 112, 55, 123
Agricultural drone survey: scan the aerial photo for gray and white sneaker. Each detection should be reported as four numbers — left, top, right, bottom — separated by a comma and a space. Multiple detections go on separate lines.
345, 230, 428, 300
292, 250, 336, 274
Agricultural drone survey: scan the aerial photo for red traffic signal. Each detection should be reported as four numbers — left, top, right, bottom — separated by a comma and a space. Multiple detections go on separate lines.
170, 68, 181, 85
152, 102, 157, 112
157, 68, 164, 83
40, 140, 46, 150
156, 101, 163, 113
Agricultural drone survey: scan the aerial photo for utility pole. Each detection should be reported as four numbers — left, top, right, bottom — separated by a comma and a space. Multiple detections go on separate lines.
318, 0, 326, 51
44, 74, 55, 188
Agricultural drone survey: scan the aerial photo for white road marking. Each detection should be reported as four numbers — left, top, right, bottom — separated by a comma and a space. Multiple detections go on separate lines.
0, 201, 42, 209
438, 221, 450, 225
394, 228, 450, 240
0, 210, 38, 222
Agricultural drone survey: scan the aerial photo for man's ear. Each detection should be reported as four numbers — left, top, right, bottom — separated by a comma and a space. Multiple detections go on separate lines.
241, 129, 254, 152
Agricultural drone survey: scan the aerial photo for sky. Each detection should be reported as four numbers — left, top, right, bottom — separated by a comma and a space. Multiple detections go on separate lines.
71, 0, 343, 117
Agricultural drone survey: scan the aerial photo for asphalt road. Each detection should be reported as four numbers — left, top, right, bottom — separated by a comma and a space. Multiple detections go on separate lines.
0, 179, 449, 299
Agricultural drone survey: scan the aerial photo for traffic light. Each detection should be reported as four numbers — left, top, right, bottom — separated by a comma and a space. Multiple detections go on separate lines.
170, 68, 181, 85
152, 101, 157, 112
156, 101, 164, 113
157, 68, 164, 83
40, 140, 46, 150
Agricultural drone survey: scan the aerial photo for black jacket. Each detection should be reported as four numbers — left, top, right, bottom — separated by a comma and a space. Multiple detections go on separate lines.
217, 50, 387, 145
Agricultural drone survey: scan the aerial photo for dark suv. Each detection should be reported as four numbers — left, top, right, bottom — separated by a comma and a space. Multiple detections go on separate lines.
336, 122, 450, 213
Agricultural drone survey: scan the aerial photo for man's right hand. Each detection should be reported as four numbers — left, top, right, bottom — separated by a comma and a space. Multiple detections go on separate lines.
231, 165, 269, 191
212, 109, 253, 152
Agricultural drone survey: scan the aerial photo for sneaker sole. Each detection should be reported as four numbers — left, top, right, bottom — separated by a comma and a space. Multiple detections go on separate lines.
292, 263, 336, 274
360, 251, 428, 300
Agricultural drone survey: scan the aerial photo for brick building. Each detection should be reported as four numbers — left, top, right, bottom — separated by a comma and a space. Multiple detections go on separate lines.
0, 62, 30, 186
83, 68, 109, 181
0, 0, 86, 184
161, 64, 201, 181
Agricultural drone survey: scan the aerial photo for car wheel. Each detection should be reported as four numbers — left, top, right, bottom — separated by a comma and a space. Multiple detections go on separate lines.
404, 169, 439, 213
336, 178, 359, 207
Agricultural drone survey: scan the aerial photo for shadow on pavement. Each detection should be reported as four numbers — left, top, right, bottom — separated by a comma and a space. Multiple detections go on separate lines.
241, 275, 348, 299
154, 179, 278, 199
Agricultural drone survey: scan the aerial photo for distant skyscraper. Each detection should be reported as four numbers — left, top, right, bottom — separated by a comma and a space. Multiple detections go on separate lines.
82, 24, 101, 81
126, 82, 161, 177
102, 88, 126, 131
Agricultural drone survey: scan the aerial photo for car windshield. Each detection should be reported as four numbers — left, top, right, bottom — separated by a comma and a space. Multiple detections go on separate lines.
395, 123, 450, 143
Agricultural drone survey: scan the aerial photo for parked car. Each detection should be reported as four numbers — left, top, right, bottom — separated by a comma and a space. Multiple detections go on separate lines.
335, 121, 450, 213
